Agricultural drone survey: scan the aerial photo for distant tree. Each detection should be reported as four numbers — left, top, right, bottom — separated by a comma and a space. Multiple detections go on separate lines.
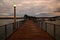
24, 14, 28, 18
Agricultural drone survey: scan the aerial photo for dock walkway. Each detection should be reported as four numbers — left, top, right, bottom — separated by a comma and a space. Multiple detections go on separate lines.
7, 20, 53, 40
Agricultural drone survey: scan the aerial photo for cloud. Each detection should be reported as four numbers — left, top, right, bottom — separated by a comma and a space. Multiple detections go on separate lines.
0, 0, 60, 17
36, 13, 54, 17
0, 13, 10, 16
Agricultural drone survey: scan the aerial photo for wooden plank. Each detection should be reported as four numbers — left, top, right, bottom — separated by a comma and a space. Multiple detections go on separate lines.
7, 20, 54, 40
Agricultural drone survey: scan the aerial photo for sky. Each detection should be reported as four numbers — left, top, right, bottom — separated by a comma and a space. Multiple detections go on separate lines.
0, 0, 60, 17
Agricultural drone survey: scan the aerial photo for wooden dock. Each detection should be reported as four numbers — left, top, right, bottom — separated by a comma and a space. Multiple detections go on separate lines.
7, 20, 53, 40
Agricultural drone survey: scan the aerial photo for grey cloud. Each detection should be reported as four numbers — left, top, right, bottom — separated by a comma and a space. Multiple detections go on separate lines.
36, 13, 54, 17
0, 0, 60, 17
16, 6, 53, 16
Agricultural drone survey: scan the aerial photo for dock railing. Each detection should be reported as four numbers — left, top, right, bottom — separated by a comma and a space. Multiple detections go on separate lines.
0, 20, 25, 40
35, 20, 60, 40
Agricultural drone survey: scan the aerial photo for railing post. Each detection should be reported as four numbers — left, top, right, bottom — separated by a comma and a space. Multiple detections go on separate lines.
54, 24, 56, 40
45, 23, 47, 32
13, 23, 15, 32
41, 22, 43, 29
13, 23, 14, 31
5, 25, 7, 40
17, 22, 18, 29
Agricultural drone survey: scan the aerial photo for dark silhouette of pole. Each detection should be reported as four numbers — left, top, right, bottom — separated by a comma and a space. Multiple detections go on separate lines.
13, 4, 16, 31
14, 5, 16, 23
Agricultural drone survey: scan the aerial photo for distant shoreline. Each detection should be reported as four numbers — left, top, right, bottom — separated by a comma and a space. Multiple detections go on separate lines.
0, 16, 58, 19
0, 17, 24, 19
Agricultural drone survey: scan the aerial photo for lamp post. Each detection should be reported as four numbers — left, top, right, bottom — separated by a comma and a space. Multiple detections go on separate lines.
13, 4, 16, 23
13, 4, 16, 31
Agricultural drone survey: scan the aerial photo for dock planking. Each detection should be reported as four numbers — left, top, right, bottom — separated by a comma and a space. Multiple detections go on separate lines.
7, 20, 54, 40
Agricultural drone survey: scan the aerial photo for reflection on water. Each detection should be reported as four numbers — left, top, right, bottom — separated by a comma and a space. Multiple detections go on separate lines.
0, 19, 24, 26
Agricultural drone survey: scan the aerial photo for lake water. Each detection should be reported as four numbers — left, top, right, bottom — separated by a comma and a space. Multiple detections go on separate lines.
0, 19, 60, 40
0, 19, 24, 26
0, 19, 24, 40
41, 20, 60, 40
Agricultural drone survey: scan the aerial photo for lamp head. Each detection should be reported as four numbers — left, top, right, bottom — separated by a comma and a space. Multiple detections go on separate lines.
13, 4, 16, 7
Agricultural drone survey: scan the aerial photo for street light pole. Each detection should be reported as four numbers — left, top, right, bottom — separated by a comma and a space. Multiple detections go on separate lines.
13, 4, 16, 31
13, 4, 16, 23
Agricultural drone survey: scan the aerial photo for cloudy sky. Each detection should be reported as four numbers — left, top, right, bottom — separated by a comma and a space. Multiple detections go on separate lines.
0, 0, 60, 17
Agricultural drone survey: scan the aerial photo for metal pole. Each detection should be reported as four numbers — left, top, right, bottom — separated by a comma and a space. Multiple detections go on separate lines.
14, 6, 16, 23
54, 24, 56, 40
5, 25, 7, 40
45, 23, 47, 32
13, 6, 16, 31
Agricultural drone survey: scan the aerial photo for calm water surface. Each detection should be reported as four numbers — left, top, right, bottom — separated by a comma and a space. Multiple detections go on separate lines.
0, 19, 24, 40
0, 19, 24, 26
0, 19, 60, 40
